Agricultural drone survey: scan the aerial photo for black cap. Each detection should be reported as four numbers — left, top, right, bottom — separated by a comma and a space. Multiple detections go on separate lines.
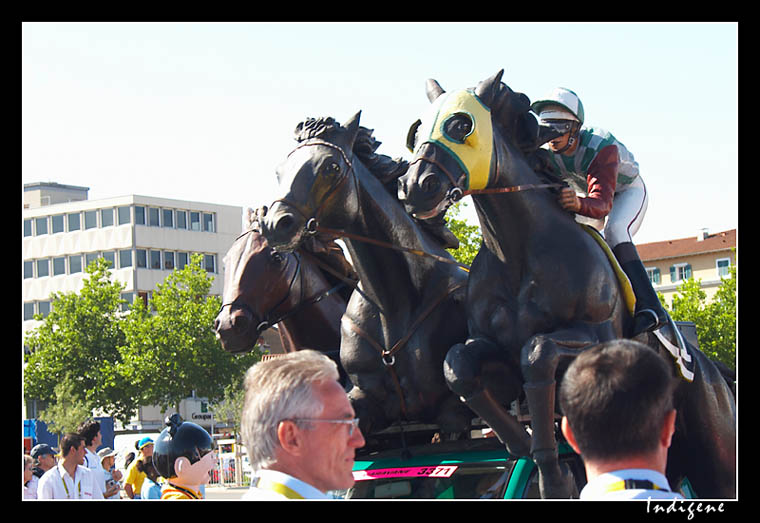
31, 443, 57, 459
153, 414, 215, 479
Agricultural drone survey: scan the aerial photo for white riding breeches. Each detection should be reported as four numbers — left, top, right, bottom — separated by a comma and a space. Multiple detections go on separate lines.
573, 176, 648, 248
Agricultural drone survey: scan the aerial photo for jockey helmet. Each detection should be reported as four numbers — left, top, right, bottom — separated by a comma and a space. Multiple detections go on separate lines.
531, 88, 585, 126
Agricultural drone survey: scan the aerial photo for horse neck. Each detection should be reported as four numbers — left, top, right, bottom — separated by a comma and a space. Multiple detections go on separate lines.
343, 161, 443, 306
475, 132, 570, 264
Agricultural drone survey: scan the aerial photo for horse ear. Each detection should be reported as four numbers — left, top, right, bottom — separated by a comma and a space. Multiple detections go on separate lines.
343, 111, 362, 147
426, 78, 445, 102
474, 69, 504, 107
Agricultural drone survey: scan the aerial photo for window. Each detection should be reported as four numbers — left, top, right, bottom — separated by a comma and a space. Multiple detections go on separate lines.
68, 212, 81, 232
176, 210, 187, 229
204, 254, 216, 273
53, 257, 66, 276
202, 213, 215, 232
37, 259, 49, 278
716, 258, 731, 278
38, 301, 51, 318
136, 249, 147, 268
101, 208, 114, 227
134, 206, 146, 225
149, 250, 161, 269
85, 252, 99, 269
190, 212, 201, 231
670, 263, 692, 283
69, 255, 82, 274
35, 217, 48, 236
103, 251, 116, 269
162, 209, 174, 228
119, 249, 132, 268
120, 292, 134, 312
51, 215, 65, 234
118, 206, 131, 225
164, 251, 175, 270
646, 267, 661, 285
84, 210, 98, 230
177, 252, 189, 270
24, 260, 34, 279
149, 207, 160, 227
24, 219, 32, 237
24, 302, 35, 321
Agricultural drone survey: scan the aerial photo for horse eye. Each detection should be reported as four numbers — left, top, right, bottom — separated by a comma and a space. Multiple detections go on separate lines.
270, 251, 283, 263
321, 161, 341, 176
443, 113, 473, 143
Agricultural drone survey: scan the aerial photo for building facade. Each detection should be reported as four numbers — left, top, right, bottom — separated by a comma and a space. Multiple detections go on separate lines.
23, 182, 243, 432
636, 228, 736, 306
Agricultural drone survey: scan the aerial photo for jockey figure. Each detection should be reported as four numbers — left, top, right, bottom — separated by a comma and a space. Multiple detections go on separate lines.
531, 88, 668, 336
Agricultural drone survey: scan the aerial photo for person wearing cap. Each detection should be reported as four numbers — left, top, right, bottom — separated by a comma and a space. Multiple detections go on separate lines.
97, 447, 123, 499
152, 414, 217, 500
240, 350, 365, 500
123, 436, 154, 499
532, 88, 668, 336
28, 444, 58, 498
37, 433, 104, 499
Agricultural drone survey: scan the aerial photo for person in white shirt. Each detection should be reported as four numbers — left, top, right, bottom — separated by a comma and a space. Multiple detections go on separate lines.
559, 339, 683, 500
78, 419, 121, 499
240, 350, 365, 500
37, 433, 105, 500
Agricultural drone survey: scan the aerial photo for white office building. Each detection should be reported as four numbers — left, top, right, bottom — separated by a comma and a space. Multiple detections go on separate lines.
23, 182, 243, 431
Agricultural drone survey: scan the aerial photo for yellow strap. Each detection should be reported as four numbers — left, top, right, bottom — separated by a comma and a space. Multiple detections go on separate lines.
254, 477, 305, 499
601, 479, 668, 494
580, 224, 636, 316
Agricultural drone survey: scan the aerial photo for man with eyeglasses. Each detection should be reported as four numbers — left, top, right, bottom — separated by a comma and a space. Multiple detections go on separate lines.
241, 350, 365, 499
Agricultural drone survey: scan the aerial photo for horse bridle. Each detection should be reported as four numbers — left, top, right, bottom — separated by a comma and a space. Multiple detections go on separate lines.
408, 144, 563, 203
218, 231, 346, 335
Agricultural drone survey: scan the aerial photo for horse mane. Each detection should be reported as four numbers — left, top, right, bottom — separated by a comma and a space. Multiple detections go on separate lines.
293, 116, 409, 189
480, 81, 561, 183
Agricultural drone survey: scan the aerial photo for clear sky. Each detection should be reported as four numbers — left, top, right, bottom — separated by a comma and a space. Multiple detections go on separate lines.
22, 22, 738, 244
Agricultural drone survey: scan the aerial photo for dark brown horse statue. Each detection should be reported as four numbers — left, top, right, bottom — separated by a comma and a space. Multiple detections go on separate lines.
214, 209, 354, 382
260, 114, 473, 437
398, 70, 736, 498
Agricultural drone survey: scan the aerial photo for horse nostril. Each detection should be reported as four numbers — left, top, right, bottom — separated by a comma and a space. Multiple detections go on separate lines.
397, 178, 408, 201
276, 214, 294, 232
231, 312, 250, 333
213, 318, 220, 332
420, 174, 441, 194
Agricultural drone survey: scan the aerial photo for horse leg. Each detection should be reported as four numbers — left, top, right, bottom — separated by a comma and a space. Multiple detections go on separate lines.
521, 331, 592, 499
445, 337, 531, 457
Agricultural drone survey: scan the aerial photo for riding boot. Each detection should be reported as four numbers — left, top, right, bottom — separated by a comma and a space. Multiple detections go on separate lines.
614, 242, 669, 336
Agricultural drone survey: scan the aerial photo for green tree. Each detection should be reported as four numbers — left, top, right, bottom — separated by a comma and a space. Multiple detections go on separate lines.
23, 257, 139, 424
444, 202, 481, 266
664, 260, 736, 370
119, 254, 260, 412
37, 375, 93, 439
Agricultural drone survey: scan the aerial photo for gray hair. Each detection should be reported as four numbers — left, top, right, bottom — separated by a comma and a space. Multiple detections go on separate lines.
241, 350, 339, 471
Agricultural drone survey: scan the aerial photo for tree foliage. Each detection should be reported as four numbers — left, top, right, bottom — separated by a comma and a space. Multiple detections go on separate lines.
24, 258, 137, 422
663, 259, 737, 370
24, 254, 261, 426
444, 202, 481, 266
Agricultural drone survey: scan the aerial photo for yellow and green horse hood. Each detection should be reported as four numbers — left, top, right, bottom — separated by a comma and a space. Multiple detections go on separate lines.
414, 88, 494, 191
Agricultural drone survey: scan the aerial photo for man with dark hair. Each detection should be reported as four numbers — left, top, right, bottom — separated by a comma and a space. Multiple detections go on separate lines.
559, 339, 683, 500
77, 419, 102, 469
37, 433, 104, 499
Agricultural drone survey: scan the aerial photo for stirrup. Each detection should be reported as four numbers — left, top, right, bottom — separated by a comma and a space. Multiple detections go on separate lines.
632, 308, 666, 336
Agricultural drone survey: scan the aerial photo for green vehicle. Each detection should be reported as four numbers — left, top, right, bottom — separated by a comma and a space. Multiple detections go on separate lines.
338, 422, 698, 499
337, 423, 586, 500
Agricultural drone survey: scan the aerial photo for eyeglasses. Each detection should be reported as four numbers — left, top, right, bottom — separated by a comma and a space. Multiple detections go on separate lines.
288, 418, 361, 436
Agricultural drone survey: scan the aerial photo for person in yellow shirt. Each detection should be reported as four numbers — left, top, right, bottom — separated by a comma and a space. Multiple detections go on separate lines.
123, 437, 154, 499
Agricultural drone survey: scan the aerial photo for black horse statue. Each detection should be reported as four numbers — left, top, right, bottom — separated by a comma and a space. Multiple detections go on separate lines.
260, 114, 473, 437
214, 209, 352, 381
398, 70, 736, 498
